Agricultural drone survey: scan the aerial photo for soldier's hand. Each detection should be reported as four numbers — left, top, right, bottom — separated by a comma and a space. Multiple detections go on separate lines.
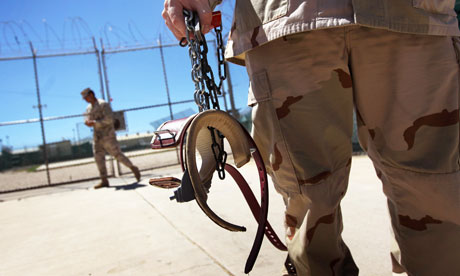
162, 0, 213, 41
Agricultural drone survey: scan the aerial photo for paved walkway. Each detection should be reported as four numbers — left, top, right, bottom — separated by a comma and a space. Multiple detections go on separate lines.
0, 155, 392, 276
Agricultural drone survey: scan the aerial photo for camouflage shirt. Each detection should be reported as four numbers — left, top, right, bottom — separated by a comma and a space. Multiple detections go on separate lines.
85, 99, 115, 138
212, 0, 460, 65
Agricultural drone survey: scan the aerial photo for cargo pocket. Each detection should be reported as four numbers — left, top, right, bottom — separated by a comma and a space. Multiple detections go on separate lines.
247, 69, 302, 195
247, 70, 271, 107
412, 0, 457, 16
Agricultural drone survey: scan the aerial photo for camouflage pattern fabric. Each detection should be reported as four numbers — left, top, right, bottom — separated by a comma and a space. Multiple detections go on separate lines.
92, 132, 134, 178
245, 26, 460, 275
85, 99, 134, 178
85, 99, 116, 140
223, 0, 460, 65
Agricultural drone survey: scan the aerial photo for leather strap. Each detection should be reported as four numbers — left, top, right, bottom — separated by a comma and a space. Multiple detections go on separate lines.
224, 162, 287, 251
231, 127, 287, 273
225, 163, 287, 273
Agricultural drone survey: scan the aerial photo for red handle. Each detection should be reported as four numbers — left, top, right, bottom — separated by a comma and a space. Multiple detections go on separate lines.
211, 11, 222, 28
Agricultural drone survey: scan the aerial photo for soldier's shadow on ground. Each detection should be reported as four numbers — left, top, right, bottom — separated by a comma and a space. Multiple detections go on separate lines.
111, 183, 147, 191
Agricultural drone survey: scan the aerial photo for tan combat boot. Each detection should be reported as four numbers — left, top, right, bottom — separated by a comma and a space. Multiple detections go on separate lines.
94, 177, 109, 189
131, 166, 141, 182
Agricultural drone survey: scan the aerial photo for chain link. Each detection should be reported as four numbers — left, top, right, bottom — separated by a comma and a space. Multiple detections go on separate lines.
181, 10, 228, 179
208, 127, 228, 179
181, 10, 226, 111
215, 25, 227, 93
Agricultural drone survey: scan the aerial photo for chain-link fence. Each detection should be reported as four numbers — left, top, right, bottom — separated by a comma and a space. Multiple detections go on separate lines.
0, 38, 238, 193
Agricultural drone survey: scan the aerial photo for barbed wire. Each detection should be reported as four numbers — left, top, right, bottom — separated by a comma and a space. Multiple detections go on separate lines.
0, 18, 172, 57
0, 2, 235, 58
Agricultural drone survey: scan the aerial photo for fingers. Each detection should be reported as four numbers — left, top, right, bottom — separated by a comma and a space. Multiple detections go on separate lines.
194, 1, 213, 34
162, 0, 186, 41
163, 12, 184, 41
162, 0, 214, 40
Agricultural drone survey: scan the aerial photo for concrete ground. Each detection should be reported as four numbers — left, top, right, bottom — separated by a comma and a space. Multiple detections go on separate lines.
0, 155, 392, 276
0, 148, 179, 193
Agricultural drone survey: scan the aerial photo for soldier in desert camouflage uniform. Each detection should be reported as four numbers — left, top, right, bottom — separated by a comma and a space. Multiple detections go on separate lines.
162, 1, 460, 275
81, 88, 141, 189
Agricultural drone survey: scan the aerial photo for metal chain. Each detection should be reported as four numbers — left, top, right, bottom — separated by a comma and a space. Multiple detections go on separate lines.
208, 126, 227, 179
181, 10, 226, 111
214, 24, 227, 93
181, 9, 228, 180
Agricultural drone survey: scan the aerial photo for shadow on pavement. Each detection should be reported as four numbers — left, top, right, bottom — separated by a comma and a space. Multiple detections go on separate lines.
112, 183, 147, 191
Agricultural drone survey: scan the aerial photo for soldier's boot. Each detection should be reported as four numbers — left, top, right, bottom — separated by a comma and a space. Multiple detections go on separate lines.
94, 177, 109, 189
131, 166, 141, 182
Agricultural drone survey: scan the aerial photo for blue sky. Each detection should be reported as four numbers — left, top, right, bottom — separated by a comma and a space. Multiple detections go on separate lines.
0, 0, 249, 150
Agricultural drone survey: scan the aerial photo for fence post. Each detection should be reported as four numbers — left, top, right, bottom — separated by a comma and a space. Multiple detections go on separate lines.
158, 36, 174, 120
93, 37, 106, 100
158, 37, 180, 165
100, 39, 112, 107
29, 41, 51, 185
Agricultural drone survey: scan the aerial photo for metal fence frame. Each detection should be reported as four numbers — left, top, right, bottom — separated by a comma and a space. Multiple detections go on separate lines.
0, 37, 235, 192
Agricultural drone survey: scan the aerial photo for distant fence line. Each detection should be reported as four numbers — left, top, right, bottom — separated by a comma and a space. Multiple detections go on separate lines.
0, 37, 237, 191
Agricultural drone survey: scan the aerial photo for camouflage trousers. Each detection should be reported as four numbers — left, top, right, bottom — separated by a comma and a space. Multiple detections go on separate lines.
245, 26, 460, 276
93, 132, 134, 179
